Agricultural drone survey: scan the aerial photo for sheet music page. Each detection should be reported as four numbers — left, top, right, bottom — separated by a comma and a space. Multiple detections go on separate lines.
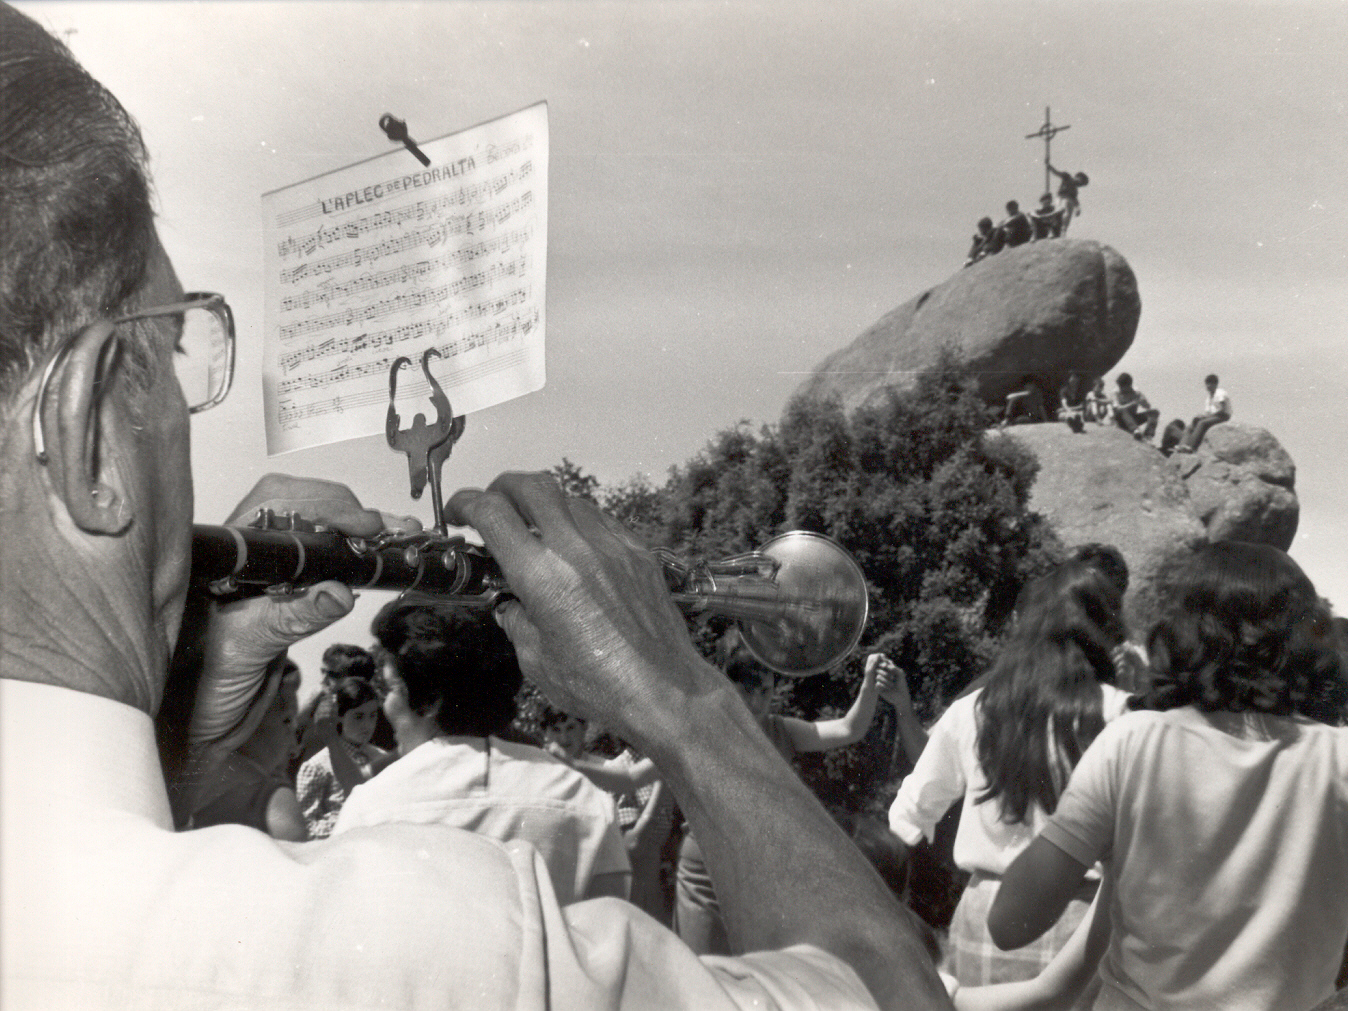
262, 102, 547, 455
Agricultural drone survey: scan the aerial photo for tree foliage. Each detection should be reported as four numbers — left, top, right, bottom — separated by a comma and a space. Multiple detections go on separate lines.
531, 352, 1061, 817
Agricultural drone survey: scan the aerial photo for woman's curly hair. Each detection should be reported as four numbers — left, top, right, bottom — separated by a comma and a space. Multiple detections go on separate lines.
1134, 542, 1345, 724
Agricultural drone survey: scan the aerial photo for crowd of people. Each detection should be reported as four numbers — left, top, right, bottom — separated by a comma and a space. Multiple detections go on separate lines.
2, 8, 1346, 1009
149, 530, 1348, 1010
965, 164, 1089, 266
1002, 370, 1235, 454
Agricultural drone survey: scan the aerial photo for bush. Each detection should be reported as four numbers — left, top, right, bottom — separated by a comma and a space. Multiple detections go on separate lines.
521, 351, 1060, 819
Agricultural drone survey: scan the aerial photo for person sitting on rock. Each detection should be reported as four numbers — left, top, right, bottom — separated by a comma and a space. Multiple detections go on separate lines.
1085, 378, 1113, 424
1030, 193, 1063, 240
998, 200, 1034, 248
1175, 373, 1232, 454
1048, 163, 1089, 233
965, 216, 1002, 266
1058, 372, 1088, 433
1002, 375, 1050, 427
1158, 418, 1187, 457
1111, 373, 1160, 442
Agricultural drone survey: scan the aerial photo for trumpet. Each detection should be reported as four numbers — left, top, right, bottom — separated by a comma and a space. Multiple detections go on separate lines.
190, 512, 869, 677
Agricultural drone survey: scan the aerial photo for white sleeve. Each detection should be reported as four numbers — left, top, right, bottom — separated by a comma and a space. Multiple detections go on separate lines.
888, 700, 970, 846
4, 681, 886, 1011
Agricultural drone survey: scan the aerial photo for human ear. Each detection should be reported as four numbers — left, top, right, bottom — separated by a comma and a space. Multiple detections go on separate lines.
43, 320, 132, 534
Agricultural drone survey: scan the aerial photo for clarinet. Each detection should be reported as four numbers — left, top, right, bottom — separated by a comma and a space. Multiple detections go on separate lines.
190, 512, 870, 677
191, 513, 506, 603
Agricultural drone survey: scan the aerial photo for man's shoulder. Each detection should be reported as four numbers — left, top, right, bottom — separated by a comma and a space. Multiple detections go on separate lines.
493, 736, 594, 780
490, 738, 620, 812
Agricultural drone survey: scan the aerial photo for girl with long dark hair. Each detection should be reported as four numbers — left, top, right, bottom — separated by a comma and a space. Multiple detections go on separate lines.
889, 560, 1131, 988
991, 542, 1348, 1010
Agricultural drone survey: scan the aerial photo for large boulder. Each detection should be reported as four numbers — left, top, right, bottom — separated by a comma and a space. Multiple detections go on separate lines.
1171, 422, 1298, 550
795, 239, 1141, 413
999, 421, 1301, 632
999, 423, 1206, 634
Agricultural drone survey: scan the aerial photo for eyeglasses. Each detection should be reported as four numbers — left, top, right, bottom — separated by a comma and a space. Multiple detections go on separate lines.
33, 292, 235, 464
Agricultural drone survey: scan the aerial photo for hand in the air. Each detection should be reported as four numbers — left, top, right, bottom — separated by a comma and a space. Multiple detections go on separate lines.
447, 472, 716, 746
867, 653, 913, 714
186, 475, 420, 752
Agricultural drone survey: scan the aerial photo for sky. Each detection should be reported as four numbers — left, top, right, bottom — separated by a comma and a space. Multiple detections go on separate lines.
16, 0, 1348, 695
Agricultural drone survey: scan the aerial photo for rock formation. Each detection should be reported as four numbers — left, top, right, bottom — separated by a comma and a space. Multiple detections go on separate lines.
1172, 423, 1298, 551
998, 424, 1205, 632
794, 239, 1141, 413
1000, 421, 1300, 632
790, 236, 1302, 633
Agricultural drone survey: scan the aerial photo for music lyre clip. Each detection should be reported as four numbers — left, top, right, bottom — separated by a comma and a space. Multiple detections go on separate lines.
386, 349, 465, 532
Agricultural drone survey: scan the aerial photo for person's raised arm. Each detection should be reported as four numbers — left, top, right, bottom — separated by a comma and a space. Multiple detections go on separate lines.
447, 473, 951, 1010
875, 656, 929, 765
554, 752, 661, 794
779, 652, 886, 753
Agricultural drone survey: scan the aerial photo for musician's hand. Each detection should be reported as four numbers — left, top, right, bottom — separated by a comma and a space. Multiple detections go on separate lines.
446, 472, 717, 744
187, 475, 420, 751
224, 473, 422, 537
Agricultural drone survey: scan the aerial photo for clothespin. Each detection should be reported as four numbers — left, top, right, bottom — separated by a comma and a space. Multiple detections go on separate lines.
379, 113, 431, 167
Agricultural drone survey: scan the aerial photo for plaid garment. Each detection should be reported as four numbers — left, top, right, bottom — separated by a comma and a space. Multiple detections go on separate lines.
946, 873, 1094, 990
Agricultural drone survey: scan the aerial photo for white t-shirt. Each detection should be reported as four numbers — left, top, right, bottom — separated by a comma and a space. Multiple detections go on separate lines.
1043, 706, 1348, 1011
888, 685, 1131, 876
1, 679, 878, 1011
334, 734, 630, 904
1205, 387, 1232, 417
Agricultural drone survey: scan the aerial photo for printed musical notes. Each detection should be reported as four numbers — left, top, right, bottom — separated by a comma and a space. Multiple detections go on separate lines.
263, 102, 548, 455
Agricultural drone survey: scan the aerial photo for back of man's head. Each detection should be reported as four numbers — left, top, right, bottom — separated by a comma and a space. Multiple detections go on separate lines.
1205, 373, 1219, 386
1116, 372, 1133, 389
0, 6, 155, 404
321, 643, 376, 682
371, 601, 522, 737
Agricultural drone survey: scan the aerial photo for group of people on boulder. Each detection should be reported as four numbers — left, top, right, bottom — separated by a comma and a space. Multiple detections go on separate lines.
1002, 371, 1233, 454
966, 163, 1090, 266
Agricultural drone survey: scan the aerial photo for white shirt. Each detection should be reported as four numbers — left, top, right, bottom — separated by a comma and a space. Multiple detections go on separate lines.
1043, 707, 1348, 1011
334, 734, 630, 904
888, 685, 1131, 877
1205, 387, 1232, 417
0, 679, 876, 1011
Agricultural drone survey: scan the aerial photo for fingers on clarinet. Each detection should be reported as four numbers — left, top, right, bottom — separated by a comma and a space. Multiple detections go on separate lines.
257, 581, 355, 643
492, 600, 541, 669
575, 499, 647, 551
447, 486, 541, 574
377, 511, 423, 534
443, 487, 485, 528
485, 471, 577, 535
